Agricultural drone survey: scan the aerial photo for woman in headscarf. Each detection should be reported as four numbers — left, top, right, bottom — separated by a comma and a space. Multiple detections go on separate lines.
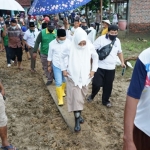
61, 27, 98, 132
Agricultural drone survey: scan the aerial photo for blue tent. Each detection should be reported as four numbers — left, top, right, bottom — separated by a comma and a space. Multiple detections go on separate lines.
28, 0, 91, 15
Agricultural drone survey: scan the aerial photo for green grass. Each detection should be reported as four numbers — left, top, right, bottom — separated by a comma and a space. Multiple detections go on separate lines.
118, 33, 150, 78
121, 38, 150, 58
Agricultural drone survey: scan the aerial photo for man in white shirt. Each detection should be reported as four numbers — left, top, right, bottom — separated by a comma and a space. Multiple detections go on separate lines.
23, 22, 39, 72
57, 20, 65, 29
87, 25, 126, 107
112, 13, 118, 25
47, 29, 70, 106
70, 19, 80, 36
57, 20, 72, 40
87, 23, 96, 43
123, 48, 150, 150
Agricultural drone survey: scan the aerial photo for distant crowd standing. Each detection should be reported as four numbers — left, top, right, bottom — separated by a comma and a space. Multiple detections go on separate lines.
1, 10, 148, 150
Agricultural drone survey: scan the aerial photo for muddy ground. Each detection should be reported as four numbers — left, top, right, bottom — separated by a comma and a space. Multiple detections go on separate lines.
0, 51, 130, 150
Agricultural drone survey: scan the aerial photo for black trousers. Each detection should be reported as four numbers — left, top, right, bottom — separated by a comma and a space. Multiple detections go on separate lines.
91, 68, 115, 105
10, 47, 23, 62
95, 23, 100, 33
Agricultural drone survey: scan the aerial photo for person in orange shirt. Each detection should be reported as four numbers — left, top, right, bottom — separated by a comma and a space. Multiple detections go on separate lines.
101, 20, 111, 35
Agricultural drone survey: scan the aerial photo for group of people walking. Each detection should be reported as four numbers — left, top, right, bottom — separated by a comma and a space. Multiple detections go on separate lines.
0, 12, 149, 150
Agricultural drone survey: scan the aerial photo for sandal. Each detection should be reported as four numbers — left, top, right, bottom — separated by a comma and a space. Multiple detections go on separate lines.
30, 69, 36, 73
18, 68, 23, 71
14, 62, 17, 66
106, 102, 112, 108
1, 144, 17, 150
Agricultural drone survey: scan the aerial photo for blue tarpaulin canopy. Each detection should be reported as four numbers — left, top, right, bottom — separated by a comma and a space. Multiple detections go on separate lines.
28, 0, 91, 15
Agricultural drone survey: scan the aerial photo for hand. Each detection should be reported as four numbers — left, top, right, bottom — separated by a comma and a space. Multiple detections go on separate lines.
32, 53, 37, 60
121, 63, 126, 68
89, 71, 95, 78
28, 45, 31, 49
63, 70, 69, 77
22, 46, 25, 50
48, 66, 52, 72
1, 90, 5, 96
3, 25, 7, 30
63, 19, 68, 25
123, 141, 137, 150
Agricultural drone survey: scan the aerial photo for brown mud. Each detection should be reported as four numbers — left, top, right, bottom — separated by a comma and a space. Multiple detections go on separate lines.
0, 51, 129, 150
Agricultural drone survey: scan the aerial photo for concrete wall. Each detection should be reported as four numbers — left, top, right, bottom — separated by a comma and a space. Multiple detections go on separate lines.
129, 0, 150, 32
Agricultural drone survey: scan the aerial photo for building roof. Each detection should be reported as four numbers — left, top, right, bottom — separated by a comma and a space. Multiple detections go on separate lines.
16, 0, 31, 7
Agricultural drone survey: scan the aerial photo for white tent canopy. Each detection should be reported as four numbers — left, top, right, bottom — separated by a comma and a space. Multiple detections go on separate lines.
0, 0, 25, 11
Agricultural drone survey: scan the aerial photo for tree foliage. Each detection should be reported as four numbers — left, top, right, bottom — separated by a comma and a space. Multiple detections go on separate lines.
87, 0, 109, 11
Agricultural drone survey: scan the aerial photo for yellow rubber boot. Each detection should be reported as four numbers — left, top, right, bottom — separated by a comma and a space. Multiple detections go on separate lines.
62, 83, 66, 97
56, 86, 64, 106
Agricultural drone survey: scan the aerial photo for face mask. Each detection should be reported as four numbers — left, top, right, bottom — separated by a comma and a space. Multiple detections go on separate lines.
109, 34, 117, 41
11, 26, 16, 30
58, 39, 65, 44
82, 26, 87, 30
77, 45, 86, 49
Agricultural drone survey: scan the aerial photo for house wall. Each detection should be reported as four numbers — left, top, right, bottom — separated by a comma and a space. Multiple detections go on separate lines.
129, 0, 150, 32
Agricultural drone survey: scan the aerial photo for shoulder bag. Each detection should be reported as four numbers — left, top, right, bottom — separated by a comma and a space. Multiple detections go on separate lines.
96, 39, 116, 60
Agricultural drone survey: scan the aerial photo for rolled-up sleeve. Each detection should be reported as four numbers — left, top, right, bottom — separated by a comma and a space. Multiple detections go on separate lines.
23, 32, 27, 41
47, 43, 53, 61
61, 48, 70, 71
93, 36, 101, 50
33, 32, 42, 53
117, 39, 122, 53
91, 46, 98, 72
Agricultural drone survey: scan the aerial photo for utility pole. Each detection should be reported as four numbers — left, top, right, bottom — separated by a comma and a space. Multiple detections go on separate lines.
100, 0, 103, 29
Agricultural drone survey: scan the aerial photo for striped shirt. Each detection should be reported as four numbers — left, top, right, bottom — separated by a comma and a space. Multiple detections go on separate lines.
8, 26, 24, 48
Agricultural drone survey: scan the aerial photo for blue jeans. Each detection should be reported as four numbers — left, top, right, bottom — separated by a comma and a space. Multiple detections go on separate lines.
5, 46, 11, 64
52, 64, 66, 87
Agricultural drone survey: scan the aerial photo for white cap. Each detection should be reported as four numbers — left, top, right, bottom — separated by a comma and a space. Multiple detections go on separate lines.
102, 20, 110, 25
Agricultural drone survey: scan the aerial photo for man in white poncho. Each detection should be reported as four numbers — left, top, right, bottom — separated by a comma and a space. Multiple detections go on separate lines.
61, 27, 98, 132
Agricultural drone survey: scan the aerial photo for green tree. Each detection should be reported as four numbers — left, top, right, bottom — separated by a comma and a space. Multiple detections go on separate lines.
88, 0, 109, 11
80, 0, 109, 26
80, 0, 109, 11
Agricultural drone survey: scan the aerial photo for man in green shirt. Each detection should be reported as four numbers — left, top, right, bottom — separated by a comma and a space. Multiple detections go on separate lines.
33, 22, 56, 85
1, 21, 11, 67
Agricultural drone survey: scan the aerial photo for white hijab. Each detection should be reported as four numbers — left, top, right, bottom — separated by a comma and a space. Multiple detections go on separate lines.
68, 27, 92, 88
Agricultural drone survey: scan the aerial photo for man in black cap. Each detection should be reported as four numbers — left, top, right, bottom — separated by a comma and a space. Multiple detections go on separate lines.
33, 22, 56, 85
47, 29, 70, 106
23, 22, 39, 72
